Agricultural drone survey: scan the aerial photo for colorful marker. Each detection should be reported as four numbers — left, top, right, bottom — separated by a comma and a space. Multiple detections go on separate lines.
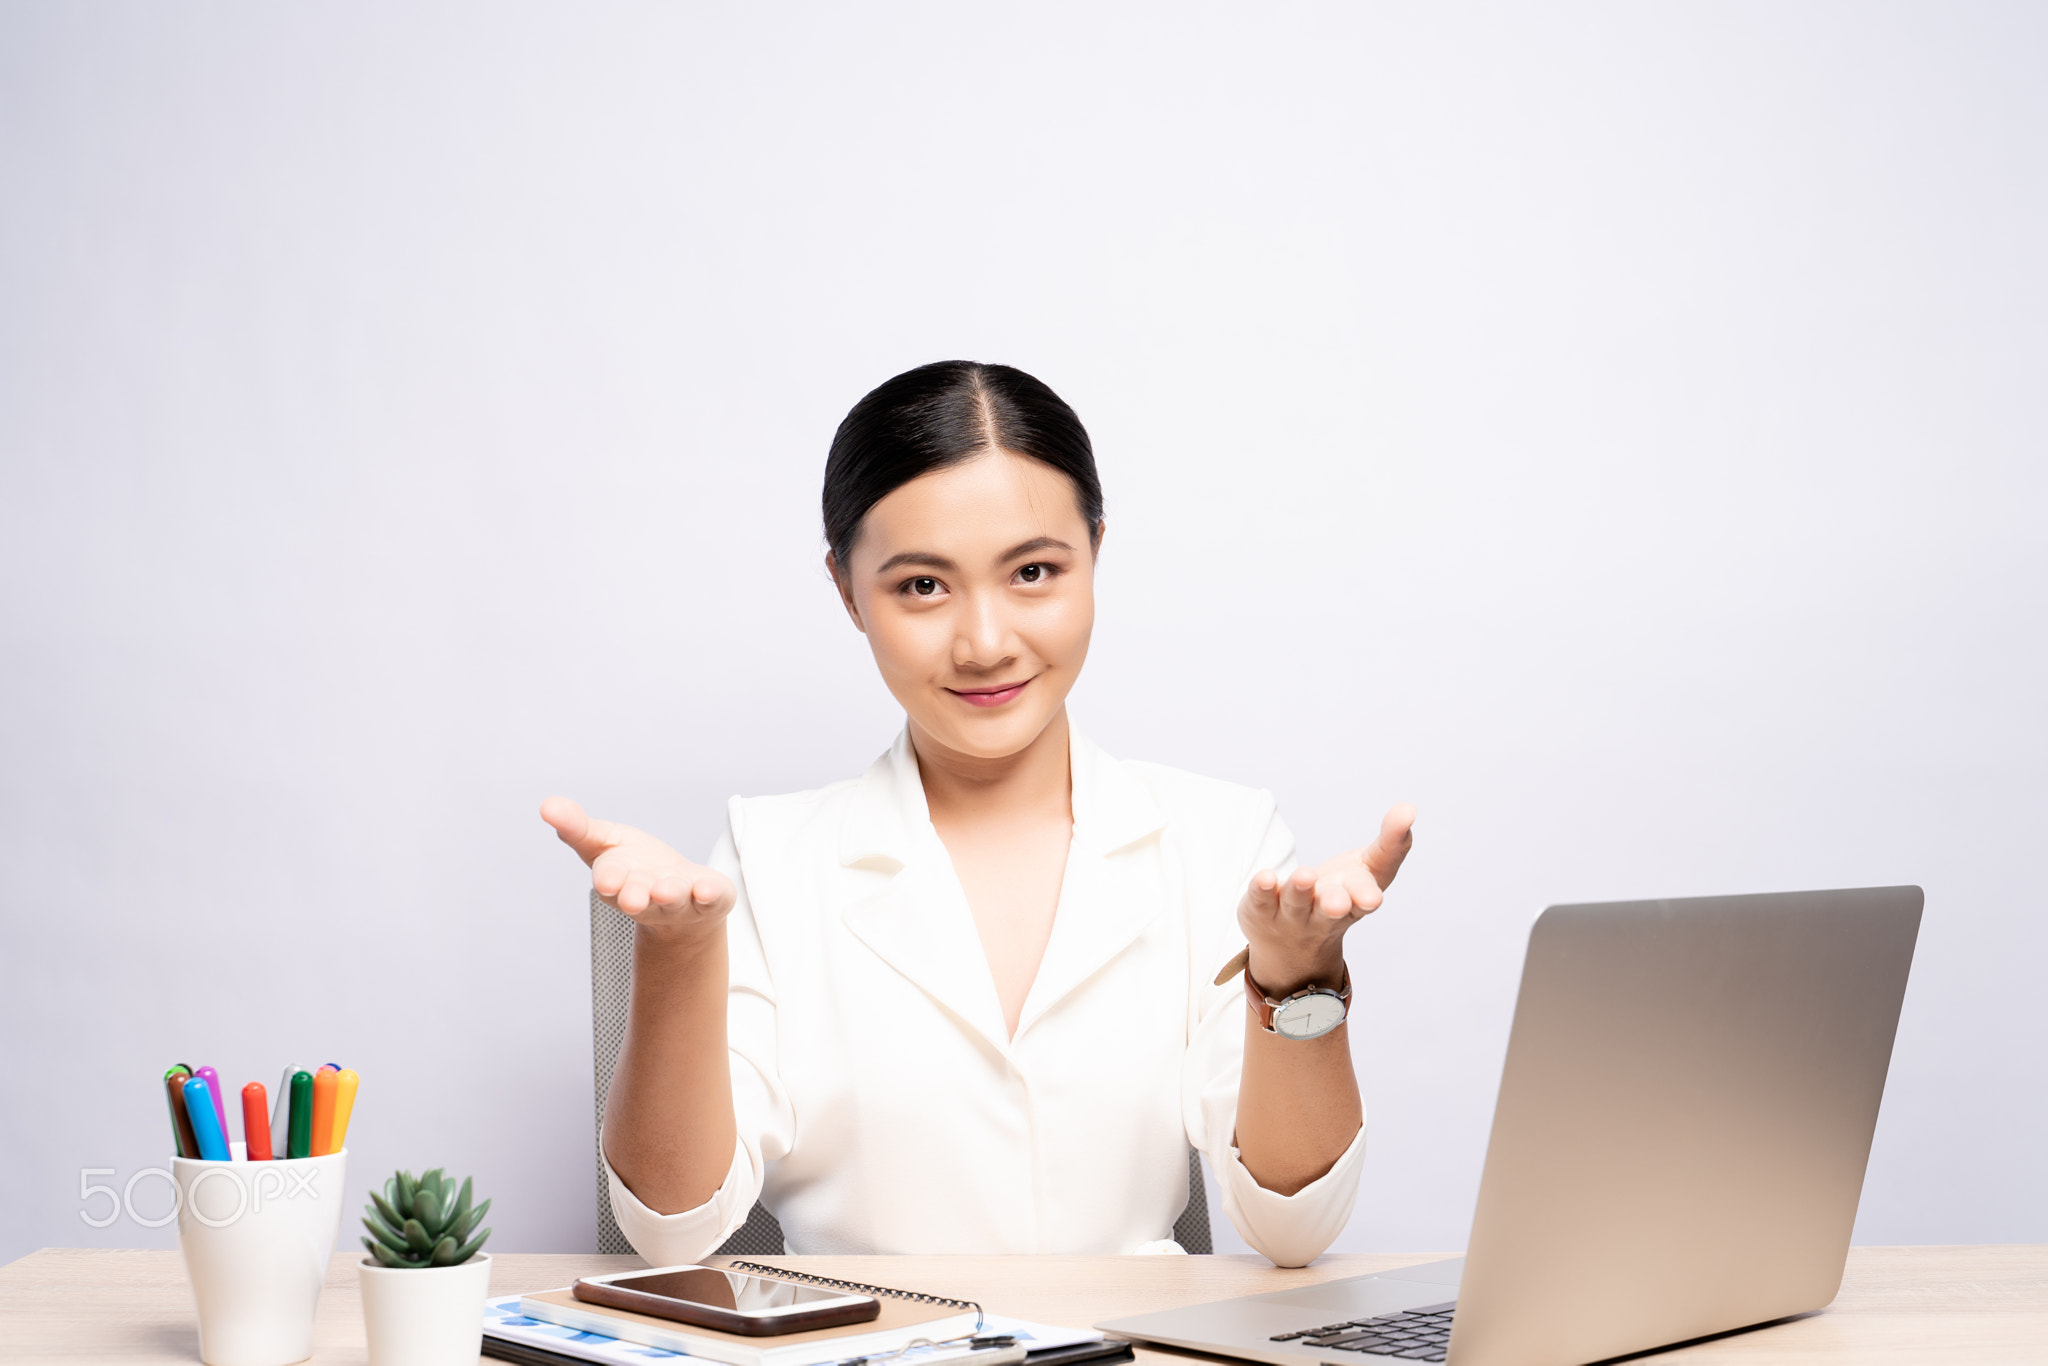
286, 1069, 314, 1159
309, 1067, 338, 1157
183, 1076, 231, 1161
241, 1082, 274, 1161
194, 1066, 230, 1144
330, 1069, 360, 1152
271, 1064, 305, 1158
164, 1068, 198, 1159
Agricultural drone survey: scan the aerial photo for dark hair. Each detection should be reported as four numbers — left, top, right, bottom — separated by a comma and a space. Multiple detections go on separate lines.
822, 360, 1104, 568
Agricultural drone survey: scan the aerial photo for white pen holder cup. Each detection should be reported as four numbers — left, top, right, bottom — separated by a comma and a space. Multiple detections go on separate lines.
174, 1146, 347, 1366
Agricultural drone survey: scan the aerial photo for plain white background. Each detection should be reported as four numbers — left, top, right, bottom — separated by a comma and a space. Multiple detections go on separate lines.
3, 2, 2043, 1265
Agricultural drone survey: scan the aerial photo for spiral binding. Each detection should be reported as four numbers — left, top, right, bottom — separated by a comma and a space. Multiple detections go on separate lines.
727, 1262, 985, 1333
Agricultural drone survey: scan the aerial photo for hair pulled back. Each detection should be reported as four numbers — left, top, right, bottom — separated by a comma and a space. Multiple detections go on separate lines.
823, 361, 1104, 569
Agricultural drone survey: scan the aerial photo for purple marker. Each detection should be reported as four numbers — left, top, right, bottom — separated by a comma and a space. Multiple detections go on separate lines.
194, 1066, 230, 1147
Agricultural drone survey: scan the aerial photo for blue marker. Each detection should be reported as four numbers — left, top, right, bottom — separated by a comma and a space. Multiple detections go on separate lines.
183, 1076, 232, 1160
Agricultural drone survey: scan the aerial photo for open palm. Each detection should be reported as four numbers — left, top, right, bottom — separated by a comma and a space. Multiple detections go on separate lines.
539, 796, 735, 931
1233, 803, 1417, 991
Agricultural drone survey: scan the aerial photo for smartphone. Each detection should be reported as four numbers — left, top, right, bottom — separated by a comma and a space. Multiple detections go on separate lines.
572, 1265, 882, 1336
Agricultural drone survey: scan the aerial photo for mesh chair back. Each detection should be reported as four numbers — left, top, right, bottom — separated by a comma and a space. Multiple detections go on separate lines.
590, 892, 1212, 1254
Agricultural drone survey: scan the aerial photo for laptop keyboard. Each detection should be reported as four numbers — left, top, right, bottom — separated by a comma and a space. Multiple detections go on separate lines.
1269, 1301, 1457, 1362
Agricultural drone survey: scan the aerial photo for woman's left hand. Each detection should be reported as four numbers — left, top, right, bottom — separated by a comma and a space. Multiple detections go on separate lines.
1237, 803, 1417, 996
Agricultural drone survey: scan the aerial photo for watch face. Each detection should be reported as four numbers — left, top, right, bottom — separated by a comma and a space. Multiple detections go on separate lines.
1274, 990, 1346, 1040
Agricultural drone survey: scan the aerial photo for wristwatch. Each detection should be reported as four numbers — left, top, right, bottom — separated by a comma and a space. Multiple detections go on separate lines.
1243, 967, 1352, 1041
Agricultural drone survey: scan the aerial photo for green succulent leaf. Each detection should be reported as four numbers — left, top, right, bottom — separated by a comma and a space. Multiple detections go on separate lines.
450, 1227, 491, 1265
448, 1178, 473, 1231
397, 1171, 418, 1211
402, 1217, 433, 1254
454, 1196, 491, 1242
427, 1235, 460, 1266
364, 1236, 416, 1269
369, 1189, 403, 1230
362, 1215, 408, 1254
414, 1185, 443, 1232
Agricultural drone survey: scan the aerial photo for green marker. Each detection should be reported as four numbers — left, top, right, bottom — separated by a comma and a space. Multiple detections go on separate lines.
287, 1069, 315, 1159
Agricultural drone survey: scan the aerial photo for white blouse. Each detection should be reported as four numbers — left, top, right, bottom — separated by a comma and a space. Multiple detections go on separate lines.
604, 724, 1366, 1268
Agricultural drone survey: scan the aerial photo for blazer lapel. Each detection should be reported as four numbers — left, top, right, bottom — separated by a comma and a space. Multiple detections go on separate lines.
838, 731, 1013, 1057
1013, 728, 1169, 1039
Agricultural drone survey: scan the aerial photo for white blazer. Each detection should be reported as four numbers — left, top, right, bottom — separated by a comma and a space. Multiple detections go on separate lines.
605, 724, 1366, 1267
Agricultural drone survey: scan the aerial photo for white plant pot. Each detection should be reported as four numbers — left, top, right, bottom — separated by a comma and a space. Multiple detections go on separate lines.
175, 1147, 347, 1366
358, 1253, 493, 1366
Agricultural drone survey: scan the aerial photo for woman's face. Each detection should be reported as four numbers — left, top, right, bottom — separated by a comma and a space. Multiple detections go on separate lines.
833, 451, 1099, 762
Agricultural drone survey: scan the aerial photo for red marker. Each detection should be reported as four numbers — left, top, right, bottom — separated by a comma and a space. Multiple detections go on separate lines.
242, 1082, 274, 1161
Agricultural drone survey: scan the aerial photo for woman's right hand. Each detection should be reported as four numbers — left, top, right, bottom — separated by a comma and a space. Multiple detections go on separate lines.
539, 796, 736, 934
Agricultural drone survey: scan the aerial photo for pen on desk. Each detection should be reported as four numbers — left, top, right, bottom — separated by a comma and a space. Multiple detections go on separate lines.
271, 1064, 303, 1157
242, 1082, 274, 1161
194, 1065, 230, 1143
164, 1068, 198, 1159
330, 1068, 359, 1152
183, 1076, 232, 1161
309, 1067, 338, 1157
286, 1069, 313, 1159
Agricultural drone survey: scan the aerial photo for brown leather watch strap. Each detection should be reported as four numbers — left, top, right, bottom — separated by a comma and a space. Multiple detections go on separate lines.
1243, 969, 1280, 1030
1213, 946, 1252, 987
1243, 966, 1352, 1033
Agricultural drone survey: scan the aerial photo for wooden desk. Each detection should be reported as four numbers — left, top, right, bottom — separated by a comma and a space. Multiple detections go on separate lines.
2, 1246, 2042, 1365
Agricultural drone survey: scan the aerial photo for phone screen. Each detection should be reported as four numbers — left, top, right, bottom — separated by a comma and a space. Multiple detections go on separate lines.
608, 1268, 854, 1312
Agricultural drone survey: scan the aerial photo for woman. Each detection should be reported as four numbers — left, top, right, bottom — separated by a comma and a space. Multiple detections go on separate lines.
541, 361, 1415, 1267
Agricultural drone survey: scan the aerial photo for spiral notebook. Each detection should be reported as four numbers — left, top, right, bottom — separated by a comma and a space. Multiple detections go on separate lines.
485, 1299, 1129, 1366
516, 1264, 1034, 1366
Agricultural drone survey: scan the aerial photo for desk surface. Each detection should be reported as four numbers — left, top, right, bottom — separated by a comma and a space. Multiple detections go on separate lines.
2, 1246, 2043, 1365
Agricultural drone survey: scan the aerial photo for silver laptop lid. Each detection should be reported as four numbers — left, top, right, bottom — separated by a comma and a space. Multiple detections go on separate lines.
1450, 886, 1922, 1366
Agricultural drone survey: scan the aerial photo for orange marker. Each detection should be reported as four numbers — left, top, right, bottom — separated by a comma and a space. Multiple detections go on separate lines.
330, 1069, 360, 1152
241, 1082, 274, 1161
308, 1067, 339, 1157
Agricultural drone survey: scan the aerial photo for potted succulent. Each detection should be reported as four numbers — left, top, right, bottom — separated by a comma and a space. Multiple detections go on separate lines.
357, 1168, 494, 1366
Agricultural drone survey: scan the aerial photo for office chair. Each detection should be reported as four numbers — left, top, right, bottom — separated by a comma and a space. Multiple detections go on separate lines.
590, 892, 1214, 1255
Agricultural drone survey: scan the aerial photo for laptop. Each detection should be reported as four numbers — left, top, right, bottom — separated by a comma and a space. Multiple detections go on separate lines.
1099, 886, 1922, 1366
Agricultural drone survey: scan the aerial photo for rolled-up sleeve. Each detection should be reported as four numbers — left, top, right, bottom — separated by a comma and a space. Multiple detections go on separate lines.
604, 1129, 755, 1264
1182, 802, 1367, 1268
600, 819, 796, 1263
